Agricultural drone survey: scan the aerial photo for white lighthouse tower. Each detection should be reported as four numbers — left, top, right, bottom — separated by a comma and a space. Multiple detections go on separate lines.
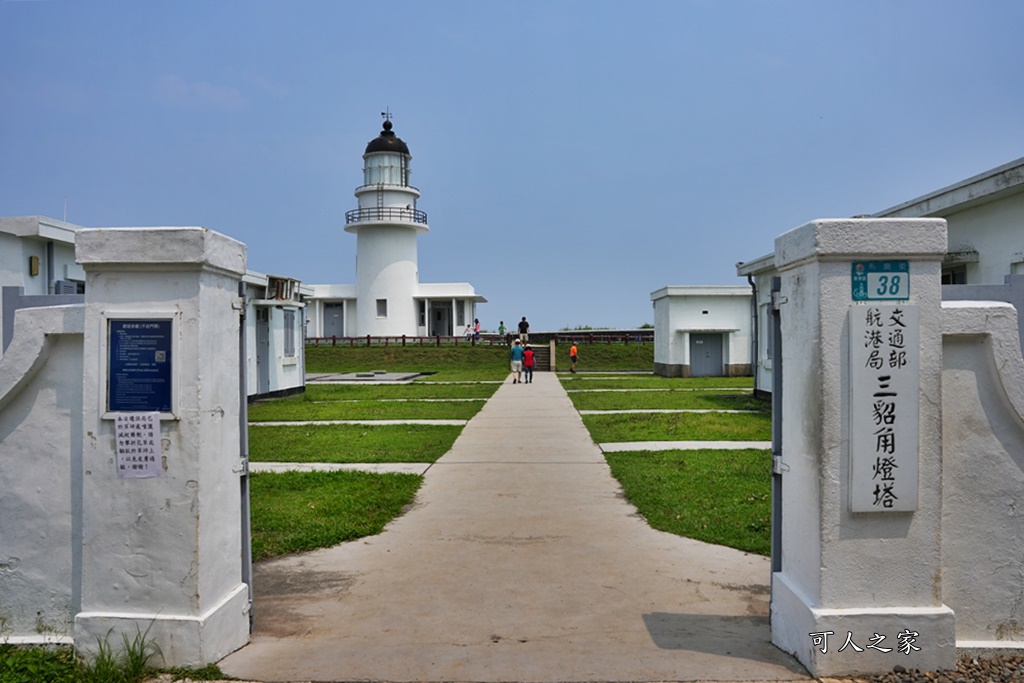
305, 116, 485, 340
346, 116, 428, 336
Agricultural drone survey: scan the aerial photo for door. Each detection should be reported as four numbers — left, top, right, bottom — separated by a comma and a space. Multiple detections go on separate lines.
255, 308, 270, 395
324, 303, 345, 338
689, 333, 723, 377
430, 303, 452, 337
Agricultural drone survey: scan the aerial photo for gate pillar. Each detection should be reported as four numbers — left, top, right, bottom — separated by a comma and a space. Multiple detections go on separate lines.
73, 228, 249, 667
770, 219, 955, 676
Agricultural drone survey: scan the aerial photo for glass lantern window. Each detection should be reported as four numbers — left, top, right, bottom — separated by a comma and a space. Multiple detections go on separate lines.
365, 153, 409, 186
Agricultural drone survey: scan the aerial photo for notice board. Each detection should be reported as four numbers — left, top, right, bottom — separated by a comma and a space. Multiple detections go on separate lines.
107, 319, 173, 413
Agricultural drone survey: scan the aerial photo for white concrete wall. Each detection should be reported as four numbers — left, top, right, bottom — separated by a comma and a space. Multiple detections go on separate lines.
0, 305, 84, 643
940, 301, 1024, 647
944, 194, 1024, 282
74, 227, 249, 667
770, 219, 955, 677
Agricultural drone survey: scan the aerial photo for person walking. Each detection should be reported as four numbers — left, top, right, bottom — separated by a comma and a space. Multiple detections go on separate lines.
497, 320, 507, 344
509, 339, 525, 384
523, 343, 535, 384
570, 340, 579, 374
518, 316, 530, 343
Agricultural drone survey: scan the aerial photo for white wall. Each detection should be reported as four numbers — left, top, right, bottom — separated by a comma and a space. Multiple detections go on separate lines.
354, 226, 419, 336
0, 305, 84, 643
651, 287, 751, 376
940, 301, 1024, 646
945, 194, 1024, 283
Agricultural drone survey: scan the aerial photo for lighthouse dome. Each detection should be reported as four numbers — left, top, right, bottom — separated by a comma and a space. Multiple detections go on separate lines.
365, 120, 410, 155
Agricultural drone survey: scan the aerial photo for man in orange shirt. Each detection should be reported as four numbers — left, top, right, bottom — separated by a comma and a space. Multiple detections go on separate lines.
570, 341, 579, 374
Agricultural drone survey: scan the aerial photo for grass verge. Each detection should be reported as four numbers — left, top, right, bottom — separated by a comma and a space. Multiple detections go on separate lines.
249, 423, 461, 463
0, 624, 177, 683
555, 342, 653, 370
306, 344, 510, 380
249, 398, 482, 421
569, 390, 768, 412
606, 449, 772, 555
561, 375, 754, 390
583, 411, 771, 442
302, 383, 499, 400
250, 470, 422, 561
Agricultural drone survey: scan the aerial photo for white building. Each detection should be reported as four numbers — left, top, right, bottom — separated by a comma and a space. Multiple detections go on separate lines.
305, 119, 486, 339
650, 285, 752, 377
738, 155, 1024, 396
0, 216, 85, 352
0, 216, 305, 400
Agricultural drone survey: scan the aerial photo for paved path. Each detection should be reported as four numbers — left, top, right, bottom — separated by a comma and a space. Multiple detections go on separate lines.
221, 372, 808, 683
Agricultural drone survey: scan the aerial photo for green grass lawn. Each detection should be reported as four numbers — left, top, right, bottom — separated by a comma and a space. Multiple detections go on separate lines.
249, 398, 482, 421
249, 470, 422, 561
302, 383, 499, 400
249, 423, 461, 463
582, 411, 771, 442
306, 344, 510, 380
555, 342, 653, 370
605, 449, 772, 555
246, 345, 771, 564
561, 375, 754, 390
569, 390, 769, 412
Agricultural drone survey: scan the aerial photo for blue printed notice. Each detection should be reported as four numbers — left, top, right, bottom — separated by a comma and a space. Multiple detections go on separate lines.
108, 319, 172, 412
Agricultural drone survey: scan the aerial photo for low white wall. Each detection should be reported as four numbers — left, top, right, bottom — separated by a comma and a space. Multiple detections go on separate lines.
941, 300, 1024, 647
0, 304, 84, 642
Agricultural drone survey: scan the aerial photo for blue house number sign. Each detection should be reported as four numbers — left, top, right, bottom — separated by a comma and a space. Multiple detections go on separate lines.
108, 319, 173, 412
851, 260, 910, 301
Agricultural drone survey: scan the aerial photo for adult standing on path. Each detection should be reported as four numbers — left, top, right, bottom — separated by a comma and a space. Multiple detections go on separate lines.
509, 338, 525, 384
570, 340, 579, 374
518, 316, 530, 343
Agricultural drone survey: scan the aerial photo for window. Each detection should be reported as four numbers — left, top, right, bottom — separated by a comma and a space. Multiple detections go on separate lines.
942, 266, 967, 285
419, 301, 426, 326
376, 299, 388, 318
284, 309, 296, 357
456, 300, 465, 327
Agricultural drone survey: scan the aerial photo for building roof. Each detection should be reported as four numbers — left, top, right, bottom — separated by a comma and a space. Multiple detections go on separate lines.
0, 216, 81, 243
873, 156, 1024, 219
364, 119, 410, 155
651, 285, 752, 301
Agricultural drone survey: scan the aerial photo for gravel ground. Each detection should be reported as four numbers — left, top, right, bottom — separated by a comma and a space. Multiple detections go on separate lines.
828, 654, 1024, 683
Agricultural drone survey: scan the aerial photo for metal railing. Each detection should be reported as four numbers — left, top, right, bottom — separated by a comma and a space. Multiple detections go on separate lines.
306, 334, 503, 348
345, 207, 428, 225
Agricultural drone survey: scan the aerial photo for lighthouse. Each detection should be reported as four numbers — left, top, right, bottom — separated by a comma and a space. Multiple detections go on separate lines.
346, 116, 428, 336
305, 117, 485, 340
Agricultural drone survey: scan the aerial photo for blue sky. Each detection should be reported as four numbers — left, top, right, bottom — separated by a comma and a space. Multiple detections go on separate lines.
2, 1, 1022, 331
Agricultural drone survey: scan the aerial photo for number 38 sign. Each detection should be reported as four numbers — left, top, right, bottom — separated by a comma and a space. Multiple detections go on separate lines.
851, 261, 910, 301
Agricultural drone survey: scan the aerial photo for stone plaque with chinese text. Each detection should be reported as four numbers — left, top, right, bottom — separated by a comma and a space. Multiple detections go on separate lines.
850, 305, 919, 512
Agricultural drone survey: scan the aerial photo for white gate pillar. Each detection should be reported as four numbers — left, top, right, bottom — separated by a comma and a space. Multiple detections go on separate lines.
74, 228, 249, 667
771, 219, 955, 676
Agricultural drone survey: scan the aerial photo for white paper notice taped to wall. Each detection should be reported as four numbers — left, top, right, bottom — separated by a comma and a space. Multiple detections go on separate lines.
113, 412, 162, 478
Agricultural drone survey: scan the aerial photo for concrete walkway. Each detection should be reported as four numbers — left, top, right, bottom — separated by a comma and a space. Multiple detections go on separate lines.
221, 372, 809, 683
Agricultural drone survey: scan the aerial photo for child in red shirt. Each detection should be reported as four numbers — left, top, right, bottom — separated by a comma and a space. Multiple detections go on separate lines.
523, 344, 535, 384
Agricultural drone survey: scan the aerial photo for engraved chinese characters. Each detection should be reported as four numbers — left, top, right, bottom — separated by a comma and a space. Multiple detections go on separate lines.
850, 305, 919, 512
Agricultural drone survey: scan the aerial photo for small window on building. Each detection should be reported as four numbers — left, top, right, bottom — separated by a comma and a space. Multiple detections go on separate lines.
419, 301, 426, 326
942, 266, 967, 285
284, 309, 296, 357
456, 300, 465, 327
376, 299, 388, 318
